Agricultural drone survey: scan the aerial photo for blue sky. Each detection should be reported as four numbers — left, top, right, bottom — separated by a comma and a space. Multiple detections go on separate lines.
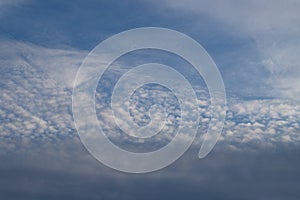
1, 1, 298, 97
0, 0, 272, 97
0, 0, 300, 199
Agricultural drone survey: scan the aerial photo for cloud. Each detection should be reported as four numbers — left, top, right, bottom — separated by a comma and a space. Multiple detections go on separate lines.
0, 39, 300, 154
1, 143, 300, 200
0, 1, 300, 199
153, 0, 300, 99
0, 39, 81, 151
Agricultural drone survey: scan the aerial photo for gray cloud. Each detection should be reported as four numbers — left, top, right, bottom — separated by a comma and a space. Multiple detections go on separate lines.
1, 143, 300, 200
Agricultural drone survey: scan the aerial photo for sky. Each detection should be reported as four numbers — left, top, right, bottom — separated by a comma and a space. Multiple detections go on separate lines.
0, 0, 300, 199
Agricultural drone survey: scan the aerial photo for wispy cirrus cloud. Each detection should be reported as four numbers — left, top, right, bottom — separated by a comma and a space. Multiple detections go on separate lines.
153, 0, 300, 100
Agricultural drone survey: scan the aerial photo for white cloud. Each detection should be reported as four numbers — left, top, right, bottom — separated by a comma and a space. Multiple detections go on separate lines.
154, 0, 300, 99
0, 39, 299, 154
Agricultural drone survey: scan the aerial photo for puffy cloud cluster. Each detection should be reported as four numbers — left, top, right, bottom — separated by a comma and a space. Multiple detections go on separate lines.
221, 99, 300, 150
0, 40, 78, 151
94, 73, 300, 153
0, 40, 299, 154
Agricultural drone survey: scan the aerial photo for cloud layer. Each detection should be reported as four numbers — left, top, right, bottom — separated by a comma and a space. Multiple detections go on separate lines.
0, 40, 299, 154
